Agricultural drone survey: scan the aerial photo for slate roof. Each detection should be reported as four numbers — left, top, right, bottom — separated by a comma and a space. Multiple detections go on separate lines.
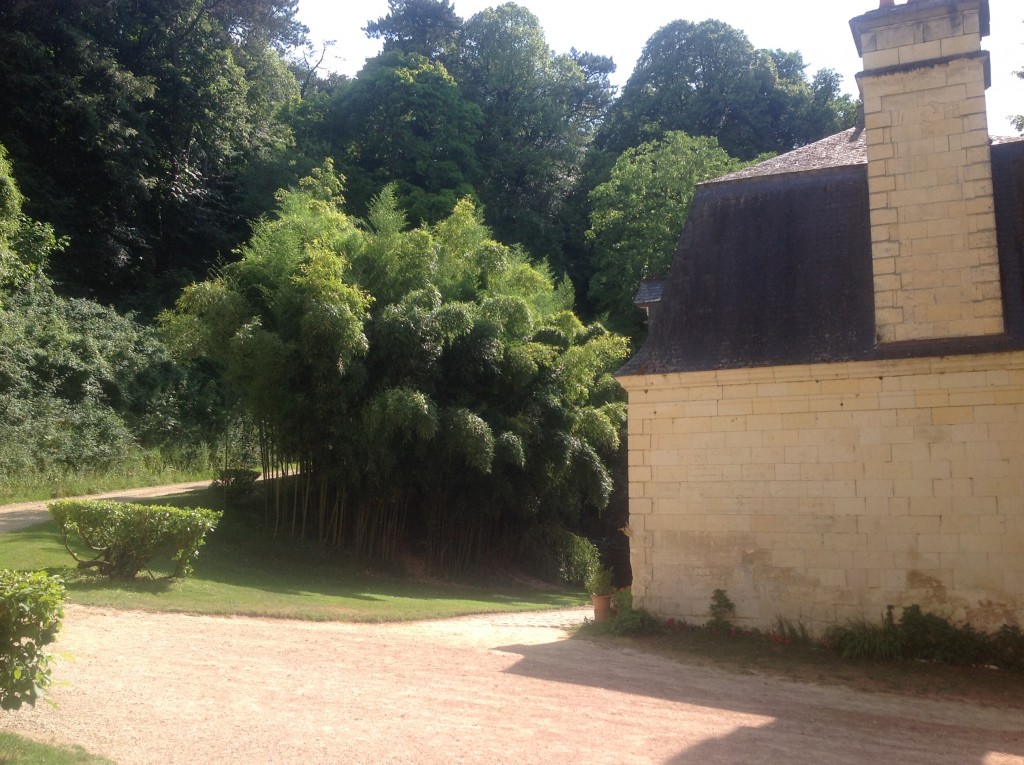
618, 135, 1024, 378
709, 127, 867, 185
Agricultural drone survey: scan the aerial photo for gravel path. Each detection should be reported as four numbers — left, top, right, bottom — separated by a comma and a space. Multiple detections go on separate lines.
0, 605, 1022, 764
0, 482, 212, 533
2, 488, 1024, 764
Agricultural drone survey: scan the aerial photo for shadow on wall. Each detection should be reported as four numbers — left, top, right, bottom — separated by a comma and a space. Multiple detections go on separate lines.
495, 638, 1024, 765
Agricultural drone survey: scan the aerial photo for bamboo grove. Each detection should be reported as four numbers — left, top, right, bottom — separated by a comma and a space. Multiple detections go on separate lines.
161, 163, 629, 573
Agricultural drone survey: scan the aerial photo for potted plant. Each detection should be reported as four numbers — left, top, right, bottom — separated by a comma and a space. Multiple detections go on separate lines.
586, 565, 614, 622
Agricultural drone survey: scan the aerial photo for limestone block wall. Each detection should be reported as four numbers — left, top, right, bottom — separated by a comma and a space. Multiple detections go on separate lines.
855, 0, 1003, 343
862, 55, 1002, 343
618, 352, 1024, 633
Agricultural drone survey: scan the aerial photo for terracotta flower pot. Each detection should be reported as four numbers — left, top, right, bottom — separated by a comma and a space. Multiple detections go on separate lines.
591, 593, 613, 622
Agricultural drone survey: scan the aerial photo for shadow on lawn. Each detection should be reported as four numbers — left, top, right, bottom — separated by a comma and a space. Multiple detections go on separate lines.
6, 491, 579, 610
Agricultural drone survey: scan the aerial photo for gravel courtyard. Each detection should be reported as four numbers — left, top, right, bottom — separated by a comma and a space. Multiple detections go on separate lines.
1, 604, 1023, 764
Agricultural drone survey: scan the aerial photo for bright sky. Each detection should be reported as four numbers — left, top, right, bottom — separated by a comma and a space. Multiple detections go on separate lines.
295, 0, 1024, 136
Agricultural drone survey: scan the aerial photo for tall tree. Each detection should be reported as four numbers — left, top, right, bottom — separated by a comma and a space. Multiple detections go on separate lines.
599, 20, 858, 160
450, 3, 615, 261
327, 51, 482, 224
0, 0, 306, 303
365, 0, 462, 60
587, 131, 744, 336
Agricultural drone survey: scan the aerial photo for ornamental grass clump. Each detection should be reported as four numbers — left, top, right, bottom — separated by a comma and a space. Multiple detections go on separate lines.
48, 499, 221, 580
0, 570, 65, 710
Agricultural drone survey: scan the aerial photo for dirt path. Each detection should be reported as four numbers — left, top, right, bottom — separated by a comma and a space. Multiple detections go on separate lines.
0, 604, 1022, 765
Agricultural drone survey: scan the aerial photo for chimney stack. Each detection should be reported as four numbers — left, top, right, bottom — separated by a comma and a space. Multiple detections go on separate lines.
850, 0, 1002, 344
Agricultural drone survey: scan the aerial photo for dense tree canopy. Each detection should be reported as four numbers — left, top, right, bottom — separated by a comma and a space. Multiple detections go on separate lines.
365, 0, 462, 60
449, 4, 615, 261
0, 0, 306, 301
599, 20, 858, 160
0, 144, 209, 487
162, 164, 628, 571
327, 51, 482, 224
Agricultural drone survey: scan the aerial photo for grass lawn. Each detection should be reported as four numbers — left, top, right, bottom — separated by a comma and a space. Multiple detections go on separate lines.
0, 488, 585, 622
0, 732, 113, 765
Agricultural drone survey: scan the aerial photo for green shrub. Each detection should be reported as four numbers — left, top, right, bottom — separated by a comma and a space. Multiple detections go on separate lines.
585, 564, 614, 596
49, 500, 222, 579
559, 532, 600, 587
212, 467, 261, 505
822, 605, 1024, 669
0, 570, 65, 710
707, 589, 736, 631
824, 606, 904, 661
516, 524, 600, 587
605, 588, 662, 636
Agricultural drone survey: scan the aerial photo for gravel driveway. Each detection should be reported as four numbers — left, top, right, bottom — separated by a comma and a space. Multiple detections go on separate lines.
0, 604, 1022, 764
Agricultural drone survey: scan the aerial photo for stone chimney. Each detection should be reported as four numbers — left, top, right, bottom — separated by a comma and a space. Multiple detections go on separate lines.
850, 0, 1002, 344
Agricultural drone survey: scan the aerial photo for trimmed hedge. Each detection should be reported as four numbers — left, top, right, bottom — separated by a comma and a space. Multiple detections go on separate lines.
0, 570, 65, 710
49, 500, 222, 580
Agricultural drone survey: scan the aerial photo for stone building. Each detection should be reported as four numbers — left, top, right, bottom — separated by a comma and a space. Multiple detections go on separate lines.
616, 0, 1024, 631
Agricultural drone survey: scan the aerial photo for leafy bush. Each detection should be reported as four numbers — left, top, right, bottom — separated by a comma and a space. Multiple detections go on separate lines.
824, 614, 904, 661
605, 587, 662, 636
559, 532, 600, 587
585, 564, 614, 596
824, 605, 1024, 670
0, 570, 65, 710
707, 589, 736, 631
516, 525, 600, 586
212, 467, 261, 505
49, 500, 222, 579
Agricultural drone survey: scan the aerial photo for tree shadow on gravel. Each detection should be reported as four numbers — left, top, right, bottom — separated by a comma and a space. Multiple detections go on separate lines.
495, 638, 1024, 765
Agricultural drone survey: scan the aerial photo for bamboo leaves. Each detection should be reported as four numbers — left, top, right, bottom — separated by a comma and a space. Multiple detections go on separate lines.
164, 162, 628, 571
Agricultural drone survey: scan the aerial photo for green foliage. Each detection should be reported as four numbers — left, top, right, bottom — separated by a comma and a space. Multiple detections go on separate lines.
607, 589, 663, 636
329, 51, 482, 224
212, 468, 262, 504
365, 0, 462, 59
163, 163, 629, 573
0, 0, 306, 299
0, 144, 61, 298
0, 289, 214, 482
0, 153, 219, 490
770, 616, 813, 647
49, 500, 222, 580
451, 3, 614, 259
0, 732, 114, 764
824, 607, 904, 661
825, 605, 1024, 670
587, 131, 744, 334
586, 565, 614, 596
599, 19, 859, 160
0, 570, 65, 710
559, 532, 600, 587
707, 589, 737, 631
